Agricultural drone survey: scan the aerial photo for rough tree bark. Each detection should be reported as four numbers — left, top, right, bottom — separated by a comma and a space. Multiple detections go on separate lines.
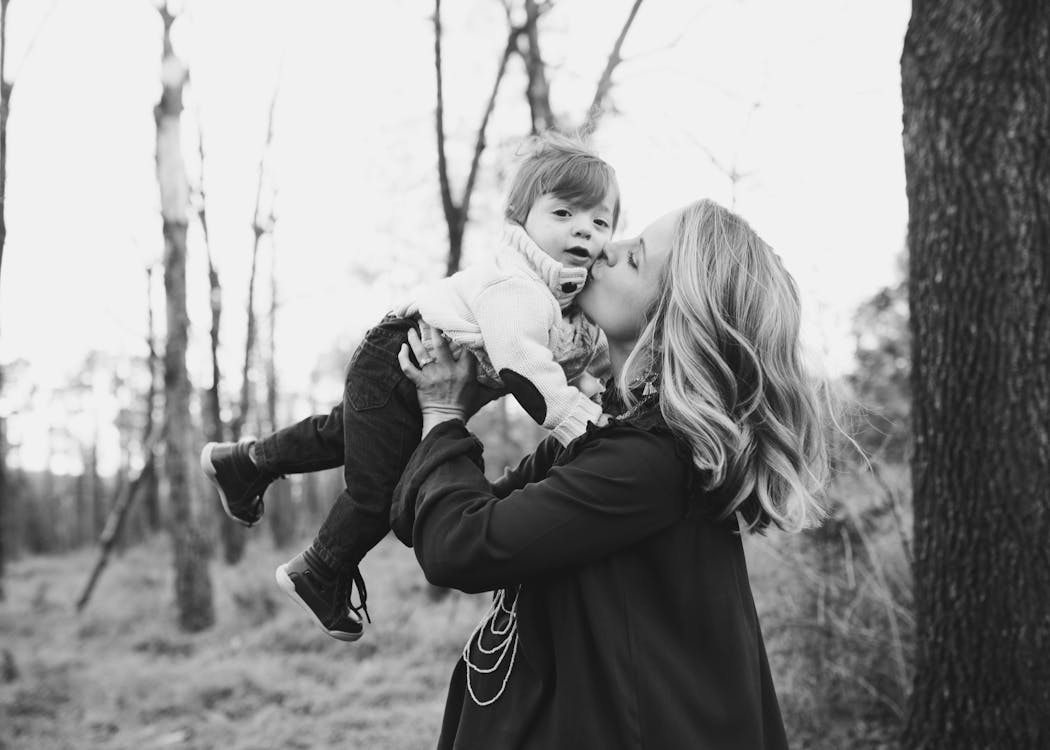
902, 3, 1050, 747
155, 4, 213, 632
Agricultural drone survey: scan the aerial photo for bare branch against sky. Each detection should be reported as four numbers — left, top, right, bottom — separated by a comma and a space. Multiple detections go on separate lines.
433, 0, 523, 276
581, 0, 644, 137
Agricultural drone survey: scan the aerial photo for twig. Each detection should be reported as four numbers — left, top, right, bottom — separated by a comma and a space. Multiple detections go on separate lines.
581, 0, 644, 136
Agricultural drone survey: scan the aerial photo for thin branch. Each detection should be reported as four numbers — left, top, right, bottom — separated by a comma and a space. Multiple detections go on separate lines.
581, 0, 644, 137
8, 0, 61, 88
434, 0, 523, 275
460, 22, 522, 228
252, 83, 281, 234
433, 0, 456, 242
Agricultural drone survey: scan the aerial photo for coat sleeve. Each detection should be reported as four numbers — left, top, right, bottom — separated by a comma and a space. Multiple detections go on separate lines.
390, 420, 688, 594
490, 434, 565, 498
473, 278, 603, 445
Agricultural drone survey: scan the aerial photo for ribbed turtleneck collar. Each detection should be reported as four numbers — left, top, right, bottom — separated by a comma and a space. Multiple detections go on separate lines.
500, 223, 590, 310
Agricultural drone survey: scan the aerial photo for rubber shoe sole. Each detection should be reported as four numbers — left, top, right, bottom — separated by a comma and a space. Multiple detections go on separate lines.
275, 564, 364, 642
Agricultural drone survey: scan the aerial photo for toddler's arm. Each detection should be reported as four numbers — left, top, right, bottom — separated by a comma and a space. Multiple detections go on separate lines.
473, 278, 603, 446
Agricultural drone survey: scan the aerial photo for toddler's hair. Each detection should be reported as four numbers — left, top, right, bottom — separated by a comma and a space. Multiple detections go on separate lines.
504, 133, 620, 229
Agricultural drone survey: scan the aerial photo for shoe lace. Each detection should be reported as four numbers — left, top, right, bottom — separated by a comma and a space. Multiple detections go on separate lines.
348, 568, 371, 624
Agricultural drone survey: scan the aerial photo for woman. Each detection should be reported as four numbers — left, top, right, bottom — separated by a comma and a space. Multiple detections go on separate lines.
393, 199, 829, 749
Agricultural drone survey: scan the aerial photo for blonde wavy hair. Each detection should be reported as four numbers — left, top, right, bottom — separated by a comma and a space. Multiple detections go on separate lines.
620, 199, 830, 533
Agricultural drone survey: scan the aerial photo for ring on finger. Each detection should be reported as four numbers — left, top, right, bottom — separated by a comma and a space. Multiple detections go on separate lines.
418, 356, 436, 367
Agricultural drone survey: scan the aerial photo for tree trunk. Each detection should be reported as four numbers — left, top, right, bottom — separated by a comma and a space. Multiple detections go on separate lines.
0, 0, 9, 600
0, 402, 6, 602
156, 5, 213, 633
199, 136, 246, 565
266, 246, 294, 548
521, 0, 556, 135
143, 267, 162, 531
901, 3, 1050, 747
0, 0, 9, 286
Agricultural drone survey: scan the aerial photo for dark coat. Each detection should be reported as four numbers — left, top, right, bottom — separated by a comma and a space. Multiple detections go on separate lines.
391, 401, 789, 750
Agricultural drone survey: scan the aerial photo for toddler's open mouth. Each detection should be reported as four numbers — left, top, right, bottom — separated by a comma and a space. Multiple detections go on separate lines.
564, 246, 590, 262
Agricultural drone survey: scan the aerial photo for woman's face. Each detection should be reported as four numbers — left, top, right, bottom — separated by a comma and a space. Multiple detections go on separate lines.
578, 208, 681, 345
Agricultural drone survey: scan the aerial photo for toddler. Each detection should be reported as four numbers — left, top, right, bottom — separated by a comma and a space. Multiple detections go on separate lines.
201, 134, 617, 641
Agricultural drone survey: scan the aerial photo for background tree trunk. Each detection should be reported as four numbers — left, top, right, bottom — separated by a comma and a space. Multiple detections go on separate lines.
142, 266, 162, 531
155, 5, 213, 633
0, 0, 9, 600
0, 383, 6, 602
265, 245, 295, 548
0, 0, 10, 285
197, 129, 246, 565
520, 0, 556, 134
901, 3, 1050, 747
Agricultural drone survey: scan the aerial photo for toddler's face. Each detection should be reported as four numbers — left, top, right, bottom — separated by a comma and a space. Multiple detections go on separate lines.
522, 192, 615, 269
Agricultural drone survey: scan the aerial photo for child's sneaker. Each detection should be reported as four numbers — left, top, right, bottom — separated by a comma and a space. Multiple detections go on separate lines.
275, 550, 370, 642
200, 439, 277, 527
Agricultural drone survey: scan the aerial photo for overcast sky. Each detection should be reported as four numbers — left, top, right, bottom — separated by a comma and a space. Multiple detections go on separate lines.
0, 0, 910, 471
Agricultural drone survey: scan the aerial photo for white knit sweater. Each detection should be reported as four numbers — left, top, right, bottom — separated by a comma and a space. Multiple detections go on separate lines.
412, 224, 609, 446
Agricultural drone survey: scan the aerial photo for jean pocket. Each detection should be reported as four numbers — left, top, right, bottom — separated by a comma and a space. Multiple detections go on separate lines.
345, 335, 402, 411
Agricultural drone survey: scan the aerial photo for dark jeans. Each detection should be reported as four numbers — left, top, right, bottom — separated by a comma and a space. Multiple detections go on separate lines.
254, 315, 422, 573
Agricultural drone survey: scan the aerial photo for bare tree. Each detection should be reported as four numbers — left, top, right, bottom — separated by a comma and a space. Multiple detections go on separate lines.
75, 428, 161, 612
578, 0, 643, 137
901, 2, 1050, 747
433, 0, 524, 275
265, 241, 295, 548
517, 0, 554, 134
231, 86, 279, 441
194, 125, 247, 564
0, 0, 54, 597
0, 0, 10, 286
432, 0, 645, 274
142, 265, 162, 530
155, 3, 213, 632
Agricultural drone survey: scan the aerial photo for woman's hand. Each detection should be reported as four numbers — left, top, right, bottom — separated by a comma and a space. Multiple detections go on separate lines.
398, 327, 500, 435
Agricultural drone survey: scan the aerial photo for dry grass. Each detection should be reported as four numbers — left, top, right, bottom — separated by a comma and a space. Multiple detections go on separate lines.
1, 464, 912, 750
1, 534, 490, 750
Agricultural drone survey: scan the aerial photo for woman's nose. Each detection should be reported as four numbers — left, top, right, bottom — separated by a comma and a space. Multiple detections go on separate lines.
601, 241, 624, 265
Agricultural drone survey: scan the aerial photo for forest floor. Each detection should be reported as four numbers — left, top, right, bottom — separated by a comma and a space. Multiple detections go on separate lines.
0, 493, 905, 750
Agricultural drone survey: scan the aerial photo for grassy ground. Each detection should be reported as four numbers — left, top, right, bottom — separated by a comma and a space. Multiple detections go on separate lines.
1, 535, 491, 750
1, 472, 909, 749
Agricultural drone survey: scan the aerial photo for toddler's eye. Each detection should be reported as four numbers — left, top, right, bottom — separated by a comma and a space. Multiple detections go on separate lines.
594, 218, 610, 229
553, 208, 571, 217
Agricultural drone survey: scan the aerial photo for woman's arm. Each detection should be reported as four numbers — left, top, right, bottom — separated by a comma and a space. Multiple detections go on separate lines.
490, 433, 564, 498
392, 419, 688, 594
